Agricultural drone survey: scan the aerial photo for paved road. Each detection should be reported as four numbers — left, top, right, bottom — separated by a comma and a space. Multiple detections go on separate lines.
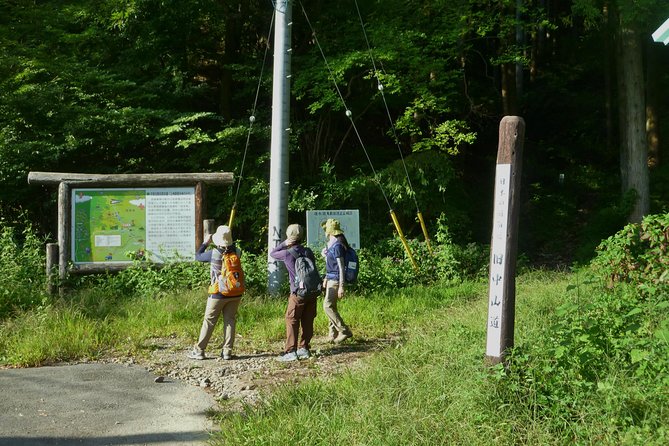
0, 363, 217, 446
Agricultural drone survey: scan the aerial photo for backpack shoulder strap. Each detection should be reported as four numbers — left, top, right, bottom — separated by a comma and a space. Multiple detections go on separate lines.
287, 246, 303, 259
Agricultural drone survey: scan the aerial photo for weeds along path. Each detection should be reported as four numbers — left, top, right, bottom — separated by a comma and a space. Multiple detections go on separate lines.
101, 334, 398, 413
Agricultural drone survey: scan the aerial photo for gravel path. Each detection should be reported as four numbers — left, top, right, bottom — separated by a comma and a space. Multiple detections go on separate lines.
110, 334, 395, 413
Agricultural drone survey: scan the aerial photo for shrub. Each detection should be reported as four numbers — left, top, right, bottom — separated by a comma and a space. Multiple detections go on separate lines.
592, 212, 669, 298
73, 259, 210, 301
0, 219, 47, 318
492, 213, 669, 441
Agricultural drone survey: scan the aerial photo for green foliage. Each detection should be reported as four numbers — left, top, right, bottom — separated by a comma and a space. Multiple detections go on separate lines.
494, 277, 669, 441
341, 214, 487, 292
574, 190, 636, 262
289, 151, 471, 243
0, 218, 47, 318
592, 211, 669, 297
491, 216, 669, 441
1, 0, 667, 273
74, 259, 210, 300
237, 251, 279, 296
70, 247, 276, 300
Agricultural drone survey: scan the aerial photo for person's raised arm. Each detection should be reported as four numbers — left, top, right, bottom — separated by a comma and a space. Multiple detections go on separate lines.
195, 233, 213, 262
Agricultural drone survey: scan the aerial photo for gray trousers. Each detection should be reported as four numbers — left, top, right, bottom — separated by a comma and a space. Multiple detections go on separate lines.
195, 295, 241, 355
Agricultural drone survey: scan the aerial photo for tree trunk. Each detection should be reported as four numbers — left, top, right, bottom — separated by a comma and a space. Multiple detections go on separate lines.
617, 23, 649, 223
614, 6, 628, 191
501, 62, 518, 116
646, 42, 660, 168
220, 4, 243, 120
603, 3, 615, 154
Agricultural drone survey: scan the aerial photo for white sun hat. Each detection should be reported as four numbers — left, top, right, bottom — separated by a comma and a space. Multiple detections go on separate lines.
212, 225, 233, 247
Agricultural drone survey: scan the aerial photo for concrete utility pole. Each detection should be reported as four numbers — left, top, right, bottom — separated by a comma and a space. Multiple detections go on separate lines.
267, 0, 292, 294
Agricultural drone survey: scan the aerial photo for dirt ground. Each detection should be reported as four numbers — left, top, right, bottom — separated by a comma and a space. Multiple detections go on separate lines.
115, 333, 398, 413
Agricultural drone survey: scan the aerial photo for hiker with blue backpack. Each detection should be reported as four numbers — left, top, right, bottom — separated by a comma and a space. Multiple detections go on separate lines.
321, 218, 354, 344
188, 225, 244, 361
270, 224, 322, 362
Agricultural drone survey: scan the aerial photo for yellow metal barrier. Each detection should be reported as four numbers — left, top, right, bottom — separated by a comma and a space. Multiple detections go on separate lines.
417, 211, 433, 254
390, 210, 419, 272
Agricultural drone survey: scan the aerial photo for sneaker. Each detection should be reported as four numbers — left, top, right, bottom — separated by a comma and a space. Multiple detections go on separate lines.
296, 348, 310, 359
276, 351, 298, 362
334, 332, 352, 344
221, 351, 232, 360
327, 334, 337, 343
187, 348, 205, 360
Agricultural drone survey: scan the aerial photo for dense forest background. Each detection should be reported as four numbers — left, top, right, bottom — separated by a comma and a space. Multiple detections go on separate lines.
2, 0, 669, 266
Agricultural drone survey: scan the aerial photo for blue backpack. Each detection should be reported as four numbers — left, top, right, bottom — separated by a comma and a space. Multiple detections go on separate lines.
330, 242, 359, 284
344, 246, 359, 283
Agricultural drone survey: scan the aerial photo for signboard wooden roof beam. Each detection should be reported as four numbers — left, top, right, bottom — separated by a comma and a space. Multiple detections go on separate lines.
27, 171, 233, 186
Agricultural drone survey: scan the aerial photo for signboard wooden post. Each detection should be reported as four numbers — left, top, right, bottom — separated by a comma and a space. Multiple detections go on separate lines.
485, 116, 525, 365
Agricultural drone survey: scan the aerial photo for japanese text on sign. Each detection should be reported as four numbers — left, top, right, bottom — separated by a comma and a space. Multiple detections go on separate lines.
486, 164, 511, 357
71, 187, 196, 264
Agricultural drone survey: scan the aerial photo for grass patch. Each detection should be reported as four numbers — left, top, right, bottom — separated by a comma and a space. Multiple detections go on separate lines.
210, 278, 506, 445
0, 278, 480, 366
210, 270, 669, 445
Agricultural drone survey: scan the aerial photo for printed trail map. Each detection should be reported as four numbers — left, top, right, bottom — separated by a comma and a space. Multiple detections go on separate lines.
73, 189, 146, 263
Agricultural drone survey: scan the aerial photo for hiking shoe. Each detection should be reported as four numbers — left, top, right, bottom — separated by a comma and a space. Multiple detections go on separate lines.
327, 334, 337, 343
276, 351, 298, 362
334, 332, 352, 344
296, 348, 310, 359
187, 348, 205, 360
221, 351, 232, 360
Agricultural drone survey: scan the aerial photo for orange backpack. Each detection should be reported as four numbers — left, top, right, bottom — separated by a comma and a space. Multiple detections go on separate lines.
208, 251, 245, 297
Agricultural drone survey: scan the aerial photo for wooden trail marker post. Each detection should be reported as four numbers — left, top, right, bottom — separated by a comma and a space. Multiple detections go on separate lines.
485, 116, 525, 365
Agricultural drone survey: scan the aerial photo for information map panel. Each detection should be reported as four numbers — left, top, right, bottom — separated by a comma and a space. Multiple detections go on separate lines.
71, 187, 195, 264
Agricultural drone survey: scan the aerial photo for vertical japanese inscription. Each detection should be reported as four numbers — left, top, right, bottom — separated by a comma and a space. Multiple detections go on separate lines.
486, 163, 511, 357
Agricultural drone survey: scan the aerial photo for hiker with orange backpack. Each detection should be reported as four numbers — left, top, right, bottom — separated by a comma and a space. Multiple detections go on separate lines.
188, 225, 245, 361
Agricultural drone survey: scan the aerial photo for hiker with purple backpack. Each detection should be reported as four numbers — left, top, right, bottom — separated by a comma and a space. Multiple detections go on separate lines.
270, 224, 321, 362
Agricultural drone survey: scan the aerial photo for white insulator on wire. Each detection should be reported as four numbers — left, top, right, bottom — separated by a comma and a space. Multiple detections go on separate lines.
249, 115, 256, 123
378, 83, 384, 91
345, 110, 352, 118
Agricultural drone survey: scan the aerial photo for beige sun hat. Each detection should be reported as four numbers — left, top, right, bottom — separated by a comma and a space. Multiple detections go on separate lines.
286, 224, 304, 244
321, 218, 343, 236
212, 225, 233, 247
